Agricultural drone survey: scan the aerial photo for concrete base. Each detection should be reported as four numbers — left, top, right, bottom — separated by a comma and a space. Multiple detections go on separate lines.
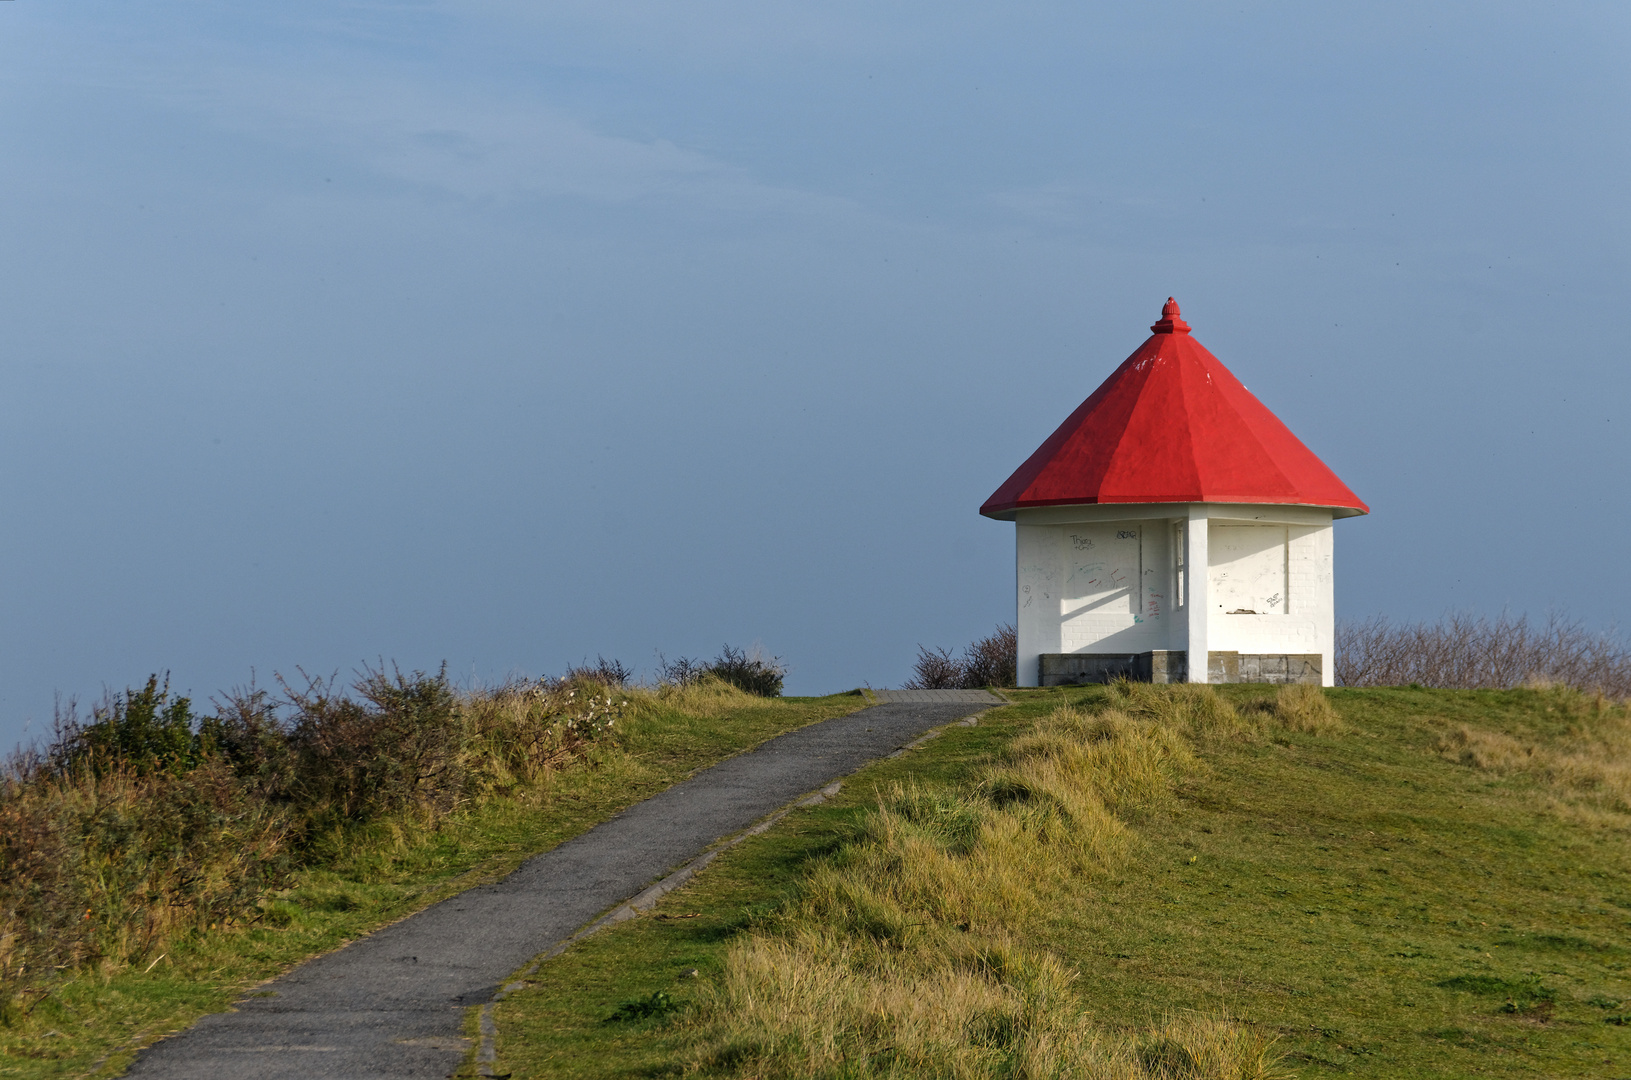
1207, 651, 1322, 685
1039, 651, 1322, 686
1039, 651, 1188, 686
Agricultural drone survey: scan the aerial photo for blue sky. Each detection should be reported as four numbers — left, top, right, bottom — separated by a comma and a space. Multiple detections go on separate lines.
1, 1, 1627, 747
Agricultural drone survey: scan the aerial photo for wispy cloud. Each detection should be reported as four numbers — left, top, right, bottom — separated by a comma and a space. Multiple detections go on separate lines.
2, 5, 857, 216
172, 64, 857, 214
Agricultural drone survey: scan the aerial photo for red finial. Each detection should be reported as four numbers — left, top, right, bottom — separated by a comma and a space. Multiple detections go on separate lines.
1150, 296, 1191, 335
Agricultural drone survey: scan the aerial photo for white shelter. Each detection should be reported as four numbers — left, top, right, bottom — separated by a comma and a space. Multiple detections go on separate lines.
980, 300, 1368, 687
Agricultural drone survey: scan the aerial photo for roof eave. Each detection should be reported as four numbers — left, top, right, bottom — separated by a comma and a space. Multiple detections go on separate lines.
981, 495, 1369, 521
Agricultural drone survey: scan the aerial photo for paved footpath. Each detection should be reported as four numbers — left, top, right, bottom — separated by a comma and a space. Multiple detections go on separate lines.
125, 691, 999, 1079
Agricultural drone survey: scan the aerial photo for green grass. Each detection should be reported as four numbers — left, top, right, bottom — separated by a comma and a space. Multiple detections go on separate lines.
483, 686, 1631, 1078
480, 700, 1026, 1078
0, 689, 867, 1078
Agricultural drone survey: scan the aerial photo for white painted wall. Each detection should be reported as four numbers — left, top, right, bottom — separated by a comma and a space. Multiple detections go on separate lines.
1185, 506, 1210, 684
1211, 524, 1287, 615
1011, 503, 1337, 686
1205, 510, 1335, 685
1015, 522, 1062, 684
1057, 522, 1169, 652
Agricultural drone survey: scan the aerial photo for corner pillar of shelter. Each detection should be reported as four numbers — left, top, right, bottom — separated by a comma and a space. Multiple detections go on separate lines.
1185, 506, 1210, 683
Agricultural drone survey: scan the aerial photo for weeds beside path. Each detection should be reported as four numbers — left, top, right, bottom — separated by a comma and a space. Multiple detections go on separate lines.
0, 681, 867, 1078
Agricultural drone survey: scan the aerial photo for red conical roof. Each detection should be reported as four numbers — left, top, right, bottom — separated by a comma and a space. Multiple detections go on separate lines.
980, 299, 1368, 518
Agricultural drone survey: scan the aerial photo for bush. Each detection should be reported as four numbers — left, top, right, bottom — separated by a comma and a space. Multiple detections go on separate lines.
564, 656, 633, 687
201, 681, 296, 798
659, 645, 785, 697
1, 662, 628, 1009
51, 675, 202, 777
905, 625, 1017, 690
655, 653, 710, 686
961, 625, 1017, 688
705, 645, 785, 698
906, 646, 965, 690
283, 665, 465, 826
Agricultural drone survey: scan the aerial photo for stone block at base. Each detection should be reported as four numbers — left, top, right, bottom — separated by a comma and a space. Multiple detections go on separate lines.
1207, 651, 1322, 685
1039, 651, 1188, 686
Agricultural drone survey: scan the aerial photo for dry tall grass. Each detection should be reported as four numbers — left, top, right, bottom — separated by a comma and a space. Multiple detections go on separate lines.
684, 685, 1306, 1079
1434, 689, 1631, 827
632, 677, 766, 721
1265, 684, 1344, 734
1336, 612, 1631, 696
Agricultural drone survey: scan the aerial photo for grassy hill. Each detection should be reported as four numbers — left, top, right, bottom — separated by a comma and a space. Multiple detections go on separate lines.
483, 684, 1631, 1078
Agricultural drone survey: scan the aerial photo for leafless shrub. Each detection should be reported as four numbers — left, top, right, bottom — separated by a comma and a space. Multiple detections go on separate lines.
905, 645, 965, 690
962, 624, 1018, 688
1336, 612, 1631, 696
906, 624, 1017, 689
656, 653, 710, 686
564, 656, 632, 687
